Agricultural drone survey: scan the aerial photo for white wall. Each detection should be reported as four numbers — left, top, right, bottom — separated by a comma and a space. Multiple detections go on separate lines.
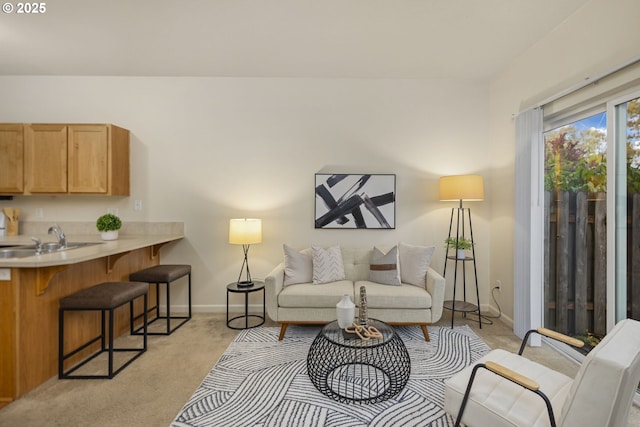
488, 0, 640, 323
0, 76, 491, 311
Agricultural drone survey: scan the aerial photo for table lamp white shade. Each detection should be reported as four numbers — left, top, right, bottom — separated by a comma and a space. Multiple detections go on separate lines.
439, 175, 484, 201
228, 218, 262, 245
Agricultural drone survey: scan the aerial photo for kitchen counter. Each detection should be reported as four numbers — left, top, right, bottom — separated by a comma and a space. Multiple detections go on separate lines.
0, 227, 185, 409
0, 234, 184, 268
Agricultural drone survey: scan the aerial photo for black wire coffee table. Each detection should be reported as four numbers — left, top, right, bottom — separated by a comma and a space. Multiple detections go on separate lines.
306, 319, 411, 404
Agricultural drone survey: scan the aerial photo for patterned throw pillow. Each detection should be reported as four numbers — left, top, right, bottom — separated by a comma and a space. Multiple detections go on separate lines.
398, 242, 435, 287
283, 244, 313, 286
312, 245, 346, 284
369, 246, 401, 286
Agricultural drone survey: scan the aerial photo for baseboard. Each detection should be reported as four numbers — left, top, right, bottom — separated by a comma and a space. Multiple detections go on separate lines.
191, 304, 261, 314
170, 304, 515, 326
482, 304, 514, 329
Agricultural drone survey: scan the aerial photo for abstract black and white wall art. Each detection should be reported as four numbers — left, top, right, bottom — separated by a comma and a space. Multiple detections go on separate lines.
315, 174, 396, 229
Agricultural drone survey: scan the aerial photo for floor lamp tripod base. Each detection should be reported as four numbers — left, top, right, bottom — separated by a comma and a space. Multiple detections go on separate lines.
442, 205, 482, 329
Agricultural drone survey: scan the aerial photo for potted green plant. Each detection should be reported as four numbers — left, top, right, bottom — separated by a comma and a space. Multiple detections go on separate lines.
444, 237, 474, 259
96, 213, 122, 241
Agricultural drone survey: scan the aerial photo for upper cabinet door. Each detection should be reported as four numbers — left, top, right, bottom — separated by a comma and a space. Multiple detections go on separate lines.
25, 124, 68, 193
0, 124, 25, 193
68, 125, 109, 193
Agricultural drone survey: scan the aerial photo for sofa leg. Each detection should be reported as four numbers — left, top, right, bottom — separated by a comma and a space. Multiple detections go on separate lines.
278, 323, 288, 340
421, 324, 431, 342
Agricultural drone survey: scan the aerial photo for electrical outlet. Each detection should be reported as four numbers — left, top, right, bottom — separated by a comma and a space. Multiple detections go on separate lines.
35, 208, 44, 219
495, 280, 502, 292
134, 200, 142, 211
107, 207, 118, 215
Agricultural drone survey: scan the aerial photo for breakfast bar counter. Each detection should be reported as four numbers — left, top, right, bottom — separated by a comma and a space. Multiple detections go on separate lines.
0, 234, 184, 268
0, 231, 184, 409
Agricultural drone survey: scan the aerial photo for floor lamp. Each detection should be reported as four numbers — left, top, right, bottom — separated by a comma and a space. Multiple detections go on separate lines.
229, 218, 262, 288
439, 175, 484, 328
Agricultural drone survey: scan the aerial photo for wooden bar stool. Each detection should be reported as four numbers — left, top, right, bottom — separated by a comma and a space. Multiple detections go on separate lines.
58, 281, 149, 380
129, 264, 192, 335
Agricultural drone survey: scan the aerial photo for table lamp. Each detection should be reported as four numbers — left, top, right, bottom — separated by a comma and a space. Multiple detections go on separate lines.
229, 218, 262, 287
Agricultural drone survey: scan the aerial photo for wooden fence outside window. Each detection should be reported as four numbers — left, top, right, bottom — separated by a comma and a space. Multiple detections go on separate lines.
544, 190, 640, 339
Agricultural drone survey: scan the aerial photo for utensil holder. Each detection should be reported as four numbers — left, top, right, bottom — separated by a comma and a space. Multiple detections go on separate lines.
6, 220, 18, 236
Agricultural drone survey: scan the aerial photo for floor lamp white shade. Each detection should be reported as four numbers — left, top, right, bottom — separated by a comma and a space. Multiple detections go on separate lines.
439, 175, 484, 203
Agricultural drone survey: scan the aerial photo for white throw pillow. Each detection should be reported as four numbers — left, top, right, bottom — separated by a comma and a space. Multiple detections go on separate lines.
369, 246, 401, 286
398, 242, 435, 287
312, 245, 346, 284
283, 244, 313, 286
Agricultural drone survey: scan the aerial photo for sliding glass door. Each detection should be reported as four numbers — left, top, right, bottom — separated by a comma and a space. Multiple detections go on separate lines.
542, 92, 640, 350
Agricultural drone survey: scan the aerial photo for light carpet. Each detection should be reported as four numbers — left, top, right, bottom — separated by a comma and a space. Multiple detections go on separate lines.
171, 325, 490, 427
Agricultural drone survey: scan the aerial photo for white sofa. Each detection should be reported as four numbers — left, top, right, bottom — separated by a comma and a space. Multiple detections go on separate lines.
265, 244, 445, 341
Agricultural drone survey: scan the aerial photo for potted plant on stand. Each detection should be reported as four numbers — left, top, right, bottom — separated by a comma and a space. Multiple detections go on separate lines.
444, 236, 474, 260
97, 213, 122, 241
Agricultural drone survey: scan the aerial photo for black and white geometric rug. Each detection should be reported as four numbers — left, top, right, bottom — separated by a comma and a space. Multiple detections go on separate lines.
171, 325, 490, 427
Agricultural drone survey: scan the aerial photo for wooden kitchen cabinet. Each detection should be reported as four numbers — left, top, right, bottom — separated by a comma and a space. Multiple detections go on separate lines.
0, 123, 130, 196
0, 124, 25, 193
67, 124, 129, 195
25, 124, 68, 193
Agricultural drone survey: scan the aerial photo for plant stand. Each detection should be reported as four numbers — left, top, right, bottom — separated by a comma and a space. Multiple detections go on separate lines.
443, 203, 481, 329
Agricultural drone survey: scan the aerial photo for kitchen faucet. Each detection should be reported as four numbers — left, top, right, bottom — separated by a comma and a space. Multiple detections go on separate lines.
48, 224, 67, 248
31, 237, 43, 254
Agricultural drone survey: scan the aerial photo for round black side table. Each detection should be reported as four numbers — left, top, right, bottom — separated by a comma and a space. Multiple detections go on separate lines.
226, 281, 265, 330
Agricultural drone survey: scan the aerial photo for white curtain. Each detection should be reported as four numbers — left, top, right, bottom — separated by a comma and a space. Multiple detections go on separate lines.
514, 107, 543, 345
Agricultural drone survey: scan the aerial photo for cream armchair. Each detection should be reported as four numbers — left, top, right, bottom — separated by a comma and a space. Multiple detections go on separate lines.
445, 319, 640, 427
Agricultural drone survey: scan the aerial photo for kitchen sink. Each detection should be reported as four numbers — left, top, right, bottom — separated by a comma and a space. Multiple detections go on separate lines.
0, 248, 37, 259
0, 242, 103, 258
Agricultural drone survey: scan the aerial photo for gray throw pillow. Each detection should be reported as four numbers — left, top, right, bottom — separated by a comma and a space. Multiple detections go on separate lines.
369, 246, 401, 286
283, 244, 313, 286
398, 242, 435, 287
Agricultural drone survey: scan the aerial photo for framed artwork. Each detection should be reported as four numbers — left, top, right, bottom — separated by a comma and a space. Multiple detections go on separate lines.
315, 173, 396, 229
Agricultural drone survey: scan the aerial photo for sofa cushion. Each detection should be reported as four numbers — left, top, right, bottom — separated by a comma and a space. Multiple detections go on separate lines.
398, 242, 435, 287
355, 280, 432, 309
312, 245, 346, 284
278, 280, 353, 308
283, 244, 313, 287
341, 247, 372, 281
369, 246, 401, 286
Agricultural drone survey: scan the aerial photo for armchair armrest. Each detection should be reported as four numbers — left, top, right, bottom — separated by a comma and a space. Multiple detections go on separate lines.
519, 327, 585, 355
425, 266, 446, 322
455, 361, 556, 427
264, 262, 285, 322
484, 361, 539, 391
537, 327, 585, 347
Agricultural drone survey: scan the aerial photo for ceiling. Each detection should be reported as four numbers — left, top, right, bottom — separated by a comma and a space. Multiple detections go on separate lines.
0, 0, 590, 80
